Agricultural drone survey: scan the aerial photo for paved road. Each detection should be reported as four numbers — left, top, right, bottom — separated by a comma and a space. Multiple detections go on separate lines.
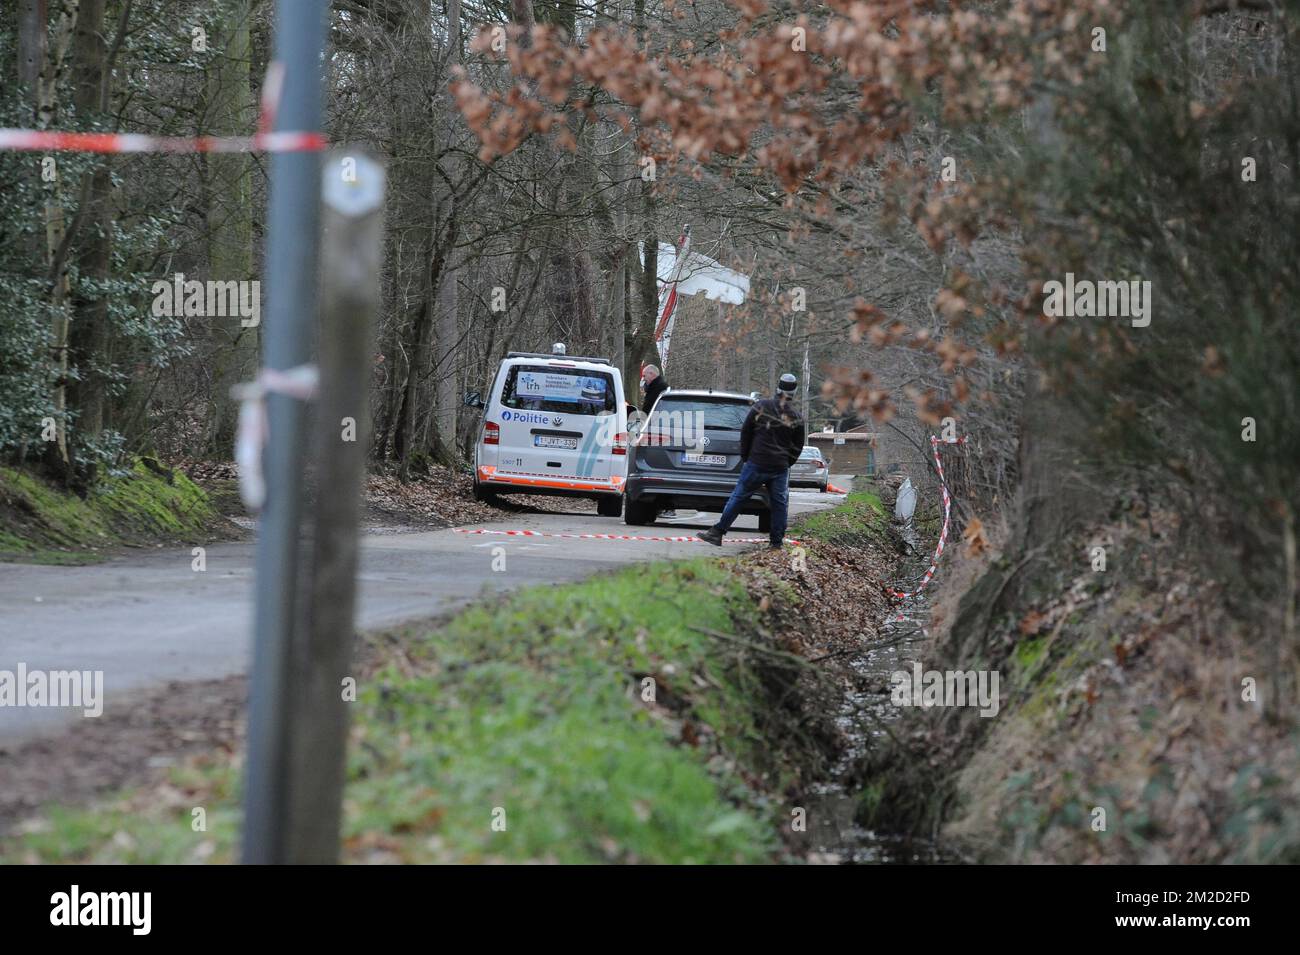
0, 484, 846, 741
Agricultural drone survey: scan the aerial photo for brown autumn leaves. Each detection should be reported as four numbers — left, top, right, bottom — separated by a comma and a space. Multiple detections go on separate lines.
451, 0, 1121, 427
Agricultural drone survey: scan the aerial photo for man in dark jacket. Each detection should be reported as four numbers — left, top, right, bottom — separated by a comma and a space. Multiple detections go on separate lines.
639, 364, 677, 518
697, 373, 805, 549
640, 364, 667, 415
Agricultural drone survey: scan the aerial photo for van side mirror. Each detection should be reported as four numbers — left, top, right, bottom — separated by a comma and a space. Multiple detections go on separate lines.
463, 391, 484, 409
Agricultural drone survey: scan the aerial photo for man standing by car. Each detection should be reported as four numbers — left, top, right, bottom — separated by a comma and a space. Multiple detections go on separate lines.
697, 373, 805, 549
639, 365, 676, 518
640, 364, 667, 414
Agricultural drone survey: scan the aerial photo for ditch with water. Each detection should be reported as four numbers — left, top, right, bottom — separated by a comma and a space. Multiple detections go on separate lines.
802, 550, 960, 864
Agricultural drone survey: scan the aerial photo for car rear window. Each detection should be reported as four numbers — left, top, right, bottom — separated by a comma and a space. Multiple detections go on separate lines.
649, 397, 751, 432
501, 365, 615, 415
800, 447, 822, 459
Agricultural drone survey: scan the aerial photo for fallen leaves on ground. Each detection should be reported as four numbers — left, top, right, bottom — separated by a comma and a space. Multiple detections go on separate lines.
182, 456, 595, 529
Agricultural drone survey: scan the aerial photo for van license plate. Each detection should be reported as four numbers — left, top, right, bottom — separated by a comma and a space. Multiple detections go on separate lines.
682, 452, 726, 466
534, 435, 578, 450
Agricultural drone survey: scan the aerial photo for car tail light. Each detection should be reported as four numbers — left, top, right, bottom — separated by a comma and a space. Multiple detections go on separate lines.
815, 461, 825, 469
612, 432, 628, 455
483, 422, 500, 445
637, 430, 671, 446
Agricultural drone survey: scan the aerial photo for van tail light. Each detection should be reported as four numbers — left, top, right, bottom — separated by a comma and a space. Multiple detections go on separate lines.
483, 422, 500, 445
612, 432, 628, 455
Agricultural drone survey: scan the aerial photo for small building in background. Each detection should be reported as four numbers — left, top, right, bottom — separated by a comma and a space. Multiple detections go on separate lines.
807, 428, 877, 475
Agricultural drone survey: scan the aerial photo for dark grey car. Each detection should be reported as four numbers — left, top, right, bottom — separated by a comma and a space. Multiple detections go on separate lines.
623, 389, 772, 531
790, 445, 829, 492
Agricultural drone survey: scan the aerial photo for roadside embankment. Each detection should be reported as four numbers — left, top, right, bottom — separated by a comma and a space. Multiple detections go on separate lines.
856, 497, 1300, 863
2, 490, 901, 863
0, 459, 231, 565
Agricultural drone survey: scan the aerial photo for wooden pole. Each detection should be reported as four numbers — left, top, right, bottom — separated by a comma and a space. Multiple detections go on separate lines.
283, 149, 386, 863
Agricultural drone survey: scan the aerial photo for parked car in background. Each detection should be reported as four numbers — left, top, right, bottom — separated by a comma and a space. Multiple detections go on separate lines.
623, 389, 772, 530
790, 445, 829, 492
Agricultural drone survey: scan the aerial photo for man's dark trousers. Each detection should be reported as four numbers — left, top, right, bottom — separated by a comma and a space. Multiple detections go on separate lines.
712, 461, 790, 545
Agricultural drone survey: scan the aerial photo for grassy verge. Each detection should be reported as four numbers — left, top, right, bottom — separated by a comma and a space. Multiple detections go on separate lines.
795, 490, 886, 545
4, 559, 845, 863
0, 458, 224, 564
3, 491, 894, 864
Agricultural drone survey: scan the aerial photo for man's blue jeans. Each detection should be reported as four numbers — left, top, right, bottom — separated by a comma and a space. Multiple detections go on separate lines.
713, 461, 789, 545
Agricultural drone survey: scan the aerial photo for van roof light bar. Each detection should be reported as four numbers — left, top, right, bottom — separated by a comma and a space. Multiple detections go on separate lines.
505, 351, 611, 365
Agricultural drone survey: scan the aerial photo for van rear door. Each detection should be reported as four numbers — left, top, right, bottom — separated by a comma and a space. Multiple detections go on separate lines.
494, 364, 619, 485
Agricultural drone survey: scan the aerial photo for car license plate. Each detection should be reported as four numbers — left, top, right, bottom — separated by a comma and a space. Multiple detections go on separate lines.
682, 452, 726, 466
534, 435, 578, 450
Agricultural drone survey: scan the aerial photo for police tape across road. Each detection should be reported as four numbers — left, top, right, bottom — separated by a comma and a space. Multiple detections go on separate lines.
0, 128, 327, 154
454, 528, 803, 546
0, 63, 325, 156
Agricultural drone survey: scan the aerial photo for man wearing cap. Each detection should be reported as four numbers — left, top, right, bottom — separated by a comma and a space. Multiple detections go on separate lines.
697, 373, 805, 549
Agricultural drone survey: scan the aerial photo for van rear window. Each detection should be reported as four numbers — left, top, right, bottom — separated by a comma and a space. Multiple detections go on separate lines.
502, 365, 615, 415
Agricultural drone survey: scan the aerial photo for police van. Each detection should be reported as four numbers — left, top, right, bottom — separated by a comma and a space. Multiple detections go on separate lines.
467, 344, 628, 517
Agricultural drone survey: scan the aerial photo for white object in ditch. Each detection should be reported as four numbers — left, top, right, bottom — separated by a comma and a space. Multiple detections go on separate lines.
894, 478, 917, 523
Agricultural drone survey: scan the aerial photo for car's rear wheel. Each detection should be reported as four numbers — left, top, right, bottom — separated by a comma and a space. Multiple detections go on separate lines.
624, 498, 657, 526
819, 483, 828, 493
596, 494, 622, 518
472, 479, 497, 503
757, 512, 772, 533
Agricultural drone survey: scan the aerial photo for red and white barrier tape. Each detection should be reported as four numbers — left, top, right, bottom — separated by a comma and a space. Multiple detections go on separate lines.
455, 528, 800, 546
0, 63, 326, 155
0, 129, 327, 154
888, 434, 966, 613
231, 365, 320, 511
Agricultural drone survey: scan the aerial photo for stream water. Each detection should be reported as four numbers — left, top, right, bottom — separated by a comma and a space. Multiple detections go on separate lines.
803, 554, 955, 864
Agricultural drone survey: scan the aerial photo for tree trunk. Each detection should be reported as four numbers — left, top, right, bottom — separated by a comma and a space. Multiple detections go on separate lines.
384, 0, 441, 477
37, 0, 82, 473
767, 315, 777, 393
625, 203, 658, 383
68, 0, 112, 450
432, 0, 461, 465
204, 1, 257, 458
623, 0, 658, 385
17, 0, 46, 89
394, 294, 432, 478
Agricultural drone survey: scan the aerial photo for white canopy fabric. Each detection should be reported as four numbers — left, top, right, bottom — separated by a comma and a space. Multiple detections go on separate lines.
641, 241, 750, 305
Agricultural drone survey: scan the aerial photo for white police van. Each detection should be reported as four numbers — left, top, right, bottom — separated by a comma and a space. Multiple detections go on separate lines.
467, 344, 628, 517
